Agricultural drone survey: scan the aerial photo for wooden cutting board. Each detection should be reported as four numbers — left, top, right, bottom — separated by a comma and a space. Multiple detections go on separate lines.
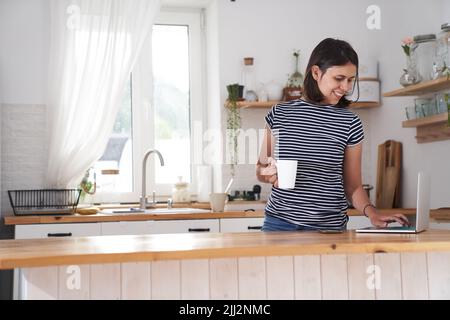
376, 140, 402, 208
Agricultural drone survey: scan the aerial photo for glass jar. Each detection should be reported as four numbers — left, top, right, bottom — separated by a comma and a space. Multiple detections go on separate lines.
172, 176, 191, 203
436, 23, 450, 76
405, 106, 417, 120
241, 57, 256, 100
435, 92, 450, 113
414, 34, 436, 81
415, 97, 437, 117
399, 53, 421, 87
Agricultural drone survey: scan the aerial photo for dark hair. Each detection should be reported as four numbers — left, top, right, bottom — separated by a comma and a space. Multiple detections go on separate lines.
303, 38, 359, 107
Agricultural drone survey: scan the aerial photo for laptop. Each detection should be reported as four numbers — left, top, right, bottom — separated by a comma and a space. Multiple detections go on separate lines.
356, 171, 430, 234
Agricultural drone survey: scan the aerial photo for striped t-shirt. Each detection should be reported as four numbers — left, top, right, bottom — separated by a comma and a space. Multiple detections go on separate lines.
264, 99, 364, 230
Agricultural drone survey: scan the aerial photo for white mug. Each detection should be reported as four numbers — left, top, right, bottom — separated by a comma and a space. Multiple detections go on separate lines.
277, 159, 298, 189
209, 193, 228, 212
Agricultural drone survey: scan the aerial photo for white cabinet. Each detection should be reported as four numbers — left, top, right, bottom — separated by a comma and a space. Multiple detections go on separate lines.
14, 222, 101, 300
220, 218, 264, 232
430, 220, 450, 230
151, 219, 219, 234
15, 223, 101, 239
101, 221, 155, 235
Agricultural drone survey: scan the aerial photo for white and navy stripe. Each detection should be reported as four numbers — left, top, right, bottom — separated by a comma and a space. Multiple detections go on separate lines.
264, 99, 364, 230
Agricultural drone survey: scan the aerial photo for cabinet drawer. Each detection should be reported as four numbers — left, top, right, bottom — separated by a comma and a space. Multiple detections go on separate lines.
152, 219, 219, 234
220, 218, 264, 232
101, 221, 154, 235
15, 223, 101, 239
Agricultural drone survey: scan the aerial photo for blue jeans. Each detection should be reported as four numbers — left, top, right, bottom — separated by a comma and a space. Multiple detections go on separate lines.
262, 214, 321, 232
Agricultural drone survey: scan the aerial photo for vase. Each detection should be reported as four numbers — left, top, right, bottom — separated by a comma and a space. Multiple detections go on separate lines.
288, 54, 304, 88
399, 54, 422, 87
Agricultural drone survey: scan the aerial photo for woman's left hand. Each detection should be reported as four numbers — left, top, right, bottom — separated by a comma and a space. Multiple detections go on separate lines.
368, 213, 410, 228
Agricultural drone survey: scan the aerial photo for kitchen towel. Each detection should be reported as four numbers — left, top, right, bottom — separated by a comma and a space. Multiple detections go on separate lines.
196, 165, 212, 202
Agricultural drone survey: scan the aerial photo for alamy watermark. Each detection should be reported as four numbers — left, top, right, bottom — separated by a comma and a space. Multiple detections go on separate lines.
66, 4, 81, 30
366, 5, 381, 30
66, 265, 81, 290
366, 264, 381, 290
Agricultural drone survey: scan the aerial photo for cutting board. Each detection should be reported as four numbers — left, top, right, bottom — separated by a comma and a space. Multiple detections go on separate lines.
376, 140, 402, 208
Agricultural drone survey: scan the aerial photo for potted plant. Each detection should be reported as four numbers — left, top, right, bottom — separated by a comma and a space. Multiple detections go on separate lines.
226, 83, 241, 177
283, 49, 304, 101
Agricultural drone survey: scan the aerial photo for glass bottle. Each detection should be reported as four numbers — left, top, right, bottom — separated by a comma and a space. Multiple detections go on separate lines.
172, 176, 191, 203
287, 50, 304, 88
241, 57, 257, 101
437, 23, 450, 76
414, 34, 436, 81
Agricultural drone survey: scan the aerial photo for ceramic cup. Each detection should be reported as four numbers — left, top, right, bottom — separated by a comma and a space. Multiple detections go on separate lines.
209, 193, 228, 212
277, 159, 298, 189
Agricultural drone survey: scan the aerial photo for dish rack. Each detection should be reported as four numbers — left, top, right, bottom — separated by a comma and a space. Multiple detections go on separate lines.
8, 189, 81, 216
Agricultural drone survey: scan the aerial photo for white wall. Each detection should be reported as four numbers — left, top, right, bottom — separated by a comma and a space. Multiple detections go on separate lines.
216, 0, 450, 208
0, 0, 49, 216
369, 0, 449, 207
0, 0, 449, 211
0, 0, 49, 105
443, 1, 450, 23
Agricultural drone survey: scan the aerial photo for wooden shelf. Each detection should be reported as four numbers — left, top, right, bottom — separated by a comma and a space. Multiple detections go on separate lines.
383, 76, 450, 143
349, 101, 380, 109
235, 100, 278, 108
226, 100, 380, 109
401, 113, 450, 144
384, 77, 450, 97
402, 112, 448, 128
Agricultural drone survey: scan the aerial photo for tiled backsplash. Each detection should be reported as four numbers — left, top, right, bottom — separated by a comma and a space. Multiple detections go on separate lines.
1, 104, 48, 214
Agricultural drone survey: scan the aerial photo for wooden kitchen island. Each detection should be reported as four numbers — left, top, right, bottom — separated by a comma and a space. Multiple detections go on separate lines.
1, 229, 450, 300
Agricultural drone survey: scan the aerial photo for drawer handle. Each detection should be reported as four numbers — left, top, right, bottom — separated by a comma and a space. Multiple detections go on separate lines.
188, 228, 210, 232
47, 232, 72, 237
247, 226, 262, 230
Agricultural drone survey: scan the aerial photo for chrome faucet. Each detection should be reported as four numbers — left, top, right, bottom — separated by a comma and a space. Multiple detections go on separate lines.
140, 149, 164, 209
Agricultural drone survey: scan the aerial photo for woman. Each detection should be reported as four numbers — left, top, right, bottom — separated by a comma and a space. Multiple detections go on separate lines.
256, 38, 409, 231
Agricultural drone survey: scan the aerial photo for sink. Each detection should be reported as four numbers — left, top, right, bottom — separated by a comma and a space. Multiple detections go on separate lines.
101, 208, 211, 215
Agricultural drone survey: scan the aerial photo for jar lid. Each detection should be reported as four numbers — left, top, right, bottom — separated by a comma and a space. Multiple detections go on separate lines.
244, 57, 254, 66
441, 23, 450, 31
413, 34, 436, 43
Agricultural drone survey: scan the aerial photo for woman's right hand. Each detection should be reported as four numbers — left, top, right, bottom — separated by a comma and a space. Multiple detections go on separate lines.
260, 157, 278, 187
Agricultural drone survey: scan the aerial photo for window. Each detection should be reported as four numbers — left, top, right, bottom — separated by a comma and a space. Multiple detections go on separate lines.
90, 10, 204, 203
152, 24, 191, 184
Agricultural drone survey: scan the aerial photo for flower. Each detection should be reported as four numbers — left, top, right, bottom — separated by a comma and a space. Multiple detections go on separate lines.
401, 37, 416, 57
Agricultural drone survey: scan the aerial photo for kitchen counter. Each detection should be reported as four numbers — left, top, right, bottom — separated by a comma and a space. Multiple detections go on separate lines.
2, 229, 450, 269
5, 207, 449, 225
3, 229, 450, 299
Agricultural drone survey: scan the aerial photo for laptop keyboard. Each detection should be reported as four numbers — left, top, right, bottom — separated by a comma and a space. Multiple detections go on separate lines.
381, 226, 415, 230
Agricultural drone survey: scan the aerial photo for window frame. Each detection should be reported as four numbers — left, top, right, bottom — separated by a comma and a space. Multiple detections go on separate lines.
89, 9, 205, 204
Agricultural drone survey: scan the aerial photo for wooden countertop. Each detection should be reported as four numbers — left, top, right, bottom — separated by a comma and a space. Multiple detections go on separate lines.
2, 229, 450, 270
3, 210, 266, 225
5, 207, 443, 225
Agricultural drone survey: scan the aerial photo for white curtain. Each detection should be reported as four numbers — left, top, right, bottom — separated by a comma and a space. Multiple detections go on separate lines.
46, 0, 160, 188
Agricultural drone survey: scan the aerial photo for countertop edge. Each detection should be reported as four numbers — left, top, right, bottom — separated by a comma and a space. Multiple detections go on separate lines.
2, 230, 450, 270
4, 208, 436, 225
